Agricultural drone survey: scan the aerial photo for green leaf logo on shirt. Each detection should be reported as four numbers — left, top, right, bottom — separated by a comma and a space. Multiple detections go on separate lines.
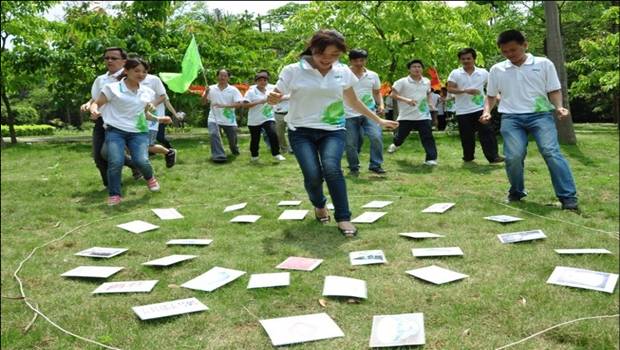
261, 104, 273, 118
418, 99, 429, 113
472, 94, 484, 106
135, 112, 148, 133
321, 100, 345, 126
534, 96, 555, 112
446, 100, 454, 109
223, 107, 235, 122
361, 94, 375, 109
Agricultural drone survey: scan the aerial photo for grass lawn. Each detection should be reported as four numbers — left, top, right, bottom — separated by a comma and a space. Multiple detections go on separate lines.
1, 124, 618, 349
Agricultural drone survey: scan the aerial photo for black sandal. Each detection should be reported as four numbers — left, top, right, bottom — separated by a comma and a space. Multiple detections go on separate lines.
338, 225, 358, 238
315, 208, 330, 224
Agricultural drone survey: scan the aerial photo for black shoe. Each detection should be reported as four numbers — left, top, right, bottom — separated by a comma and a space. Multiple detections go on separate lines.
232, 150, 240, 156
560, 198, 579, 211
506, 193, 524, 203
349, 170, 360, 177
490, 156, 505, 164
165, 149, 177, 168
132, 169, 143, 180
369, 167, 386, 175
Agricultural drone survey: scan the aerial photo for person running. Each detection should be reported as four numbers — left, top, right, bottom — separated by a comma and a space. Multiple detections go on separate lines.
80, 47, 140, 186
268, 30, 398, 237
89, 57, 172, 206
447, 47, 504, 164
482, 29, 578, 210
201, 69, 243, 163
142, 73, 177, 168
344, 48, 386, 176
243, 70, 286, 162
387, 59, 438, 166
273, 94, 292, 154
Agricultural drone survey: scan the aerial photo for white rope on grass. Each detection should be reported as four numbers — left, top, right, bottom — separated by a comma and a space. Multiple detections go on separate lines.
495, 314, 620, 350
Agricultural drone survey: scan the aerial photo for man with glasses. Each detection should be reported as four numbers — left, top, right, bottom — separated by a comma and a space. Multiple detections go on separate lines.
80, 47, 140, 188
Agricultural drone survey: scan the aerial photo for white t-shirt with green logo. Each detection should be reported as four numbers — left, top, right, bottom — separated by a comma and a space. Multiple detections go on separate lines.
244, 84, 276, 126
392, 76, 432, 121
487, 54, 561, 114
101, 79, 155, 133
344, 69, 381, 118
447, 66, 488, 115
276, 58, 358, 131
207, 84, 243, 126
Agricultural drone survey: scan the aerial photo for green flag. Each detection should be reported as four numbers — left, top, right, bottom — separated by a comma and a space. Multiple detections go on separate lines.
159, 36, 204, 93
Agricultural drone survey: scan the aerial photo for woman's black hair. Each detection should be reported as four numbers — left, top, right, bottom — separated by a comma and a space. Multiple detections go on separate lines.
300, 29, 347, 56
117, 56, 150, 81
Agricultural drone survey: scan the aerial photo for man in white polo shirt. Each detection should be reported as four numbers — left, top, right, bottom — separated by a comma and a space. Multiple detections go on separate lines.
387, 59, 437, 166
344, 49, 386, 176
447, 47, 503, 164
482, 29, 578, 210
201, 69, 243, 163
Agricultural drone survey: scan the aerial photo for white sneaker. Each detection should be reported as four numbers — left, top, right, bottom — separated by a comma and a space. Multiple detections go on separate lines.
274, 154, 286, 161
387, 144, 398, 153
424, 160, 438, 166
251, 156, 259, 162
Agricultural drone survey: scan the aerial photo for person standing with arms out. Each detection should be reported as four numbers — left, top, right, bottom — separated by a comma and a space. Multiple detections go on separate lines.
201, 69, 243, 163
90, 57, 172, 206
447, 48, 504, 164
243, 70, 286, 162
80, 47, 140, 186
387, 59, 438, 166
482, 29, 578, 210
268, 30, 398, 237
141, 72, 177, 168
344, 49, 386, 176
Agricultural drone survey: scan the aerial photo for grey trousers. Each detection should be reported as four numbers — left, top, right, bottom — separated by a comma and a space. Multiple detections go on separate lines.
208, 122, 238, 161
274, 112, 291, 153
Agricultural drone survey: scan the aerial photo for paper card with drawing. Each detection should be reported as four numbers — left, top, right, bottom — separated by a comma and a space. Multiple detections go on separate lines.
259, 312, 344, 346
75, 247, 127, 259
132, 297, 208, 320
411, 247, 464, 257
369, 313, 425, 347
92, 280, 158, 294
497, 229, 546, 244
276, 257, 323, 271
546, 266, 619, 293
349, 250, 387, 266
181, 266, 246, 292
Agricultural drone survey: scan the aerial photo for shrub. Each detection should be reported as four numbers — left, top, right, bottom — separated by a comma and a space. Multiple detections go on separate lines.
1, 124, 55, 137
0, 104, 41, 125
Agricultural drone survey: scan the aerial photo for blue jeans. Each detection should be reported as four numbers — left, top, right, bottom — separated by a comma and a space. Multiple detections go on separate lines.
500, 112, 577, 200
105, 126, 154, 196
345, 116, 384, 171
288, 127, 351, 222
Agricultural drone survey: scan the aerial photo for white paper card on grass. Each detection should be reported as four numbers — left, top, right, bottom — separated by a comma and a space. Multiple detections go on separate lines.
92, 280, 158, 294
259, 312, 344, 346
116, 220, 159, 234
322, 275, 367, 299
351, 211, 386, 223
484, 215, 523, 223
362, 200, 393, 209
412, 247, 464, 257
555, 249, 612, 255
166, 239, 213, 246
75, 247, 127, 259
278, 210, 309, 220
497, 229, 546, 244
406, 265, 468, 284
247, 272, 290, 289
224, 202, 247, 213
151, 208, 183, 220
422, 203, 455, 213
349, 250, 387, 265
229, 215, 261, 223
181, 266, 246, 292
278, 200, 302, 206
61, 266, 124, 279
399, 232, 445, 239
547, 266, 619, 293
276, 257, 323, 271
132, 297, 208, 320
369, 313, 425, 347
142, 255, 197, 267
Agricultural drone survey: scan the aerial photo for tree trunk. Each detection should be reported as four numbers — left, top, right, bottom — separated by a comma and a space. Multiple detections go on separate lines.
544, 0, 577, 144
1, 80, 17, 144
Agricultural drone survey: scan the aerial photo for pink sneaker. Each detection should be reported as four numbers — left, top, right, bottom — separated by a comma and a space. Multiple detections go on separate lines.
146, 177, 160, 192
107, 195, 121, 206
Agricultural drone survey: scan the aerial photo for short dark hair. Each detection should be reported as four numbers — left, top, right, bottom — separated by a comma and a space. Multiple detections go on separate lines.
216, 68, 230, 78
497, 30, 526, 46
301, 29, 347, 56
457, 48, 477, 59
407, 59, 424, 69
104, 47, 127, 59
349, 48, 368, 60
